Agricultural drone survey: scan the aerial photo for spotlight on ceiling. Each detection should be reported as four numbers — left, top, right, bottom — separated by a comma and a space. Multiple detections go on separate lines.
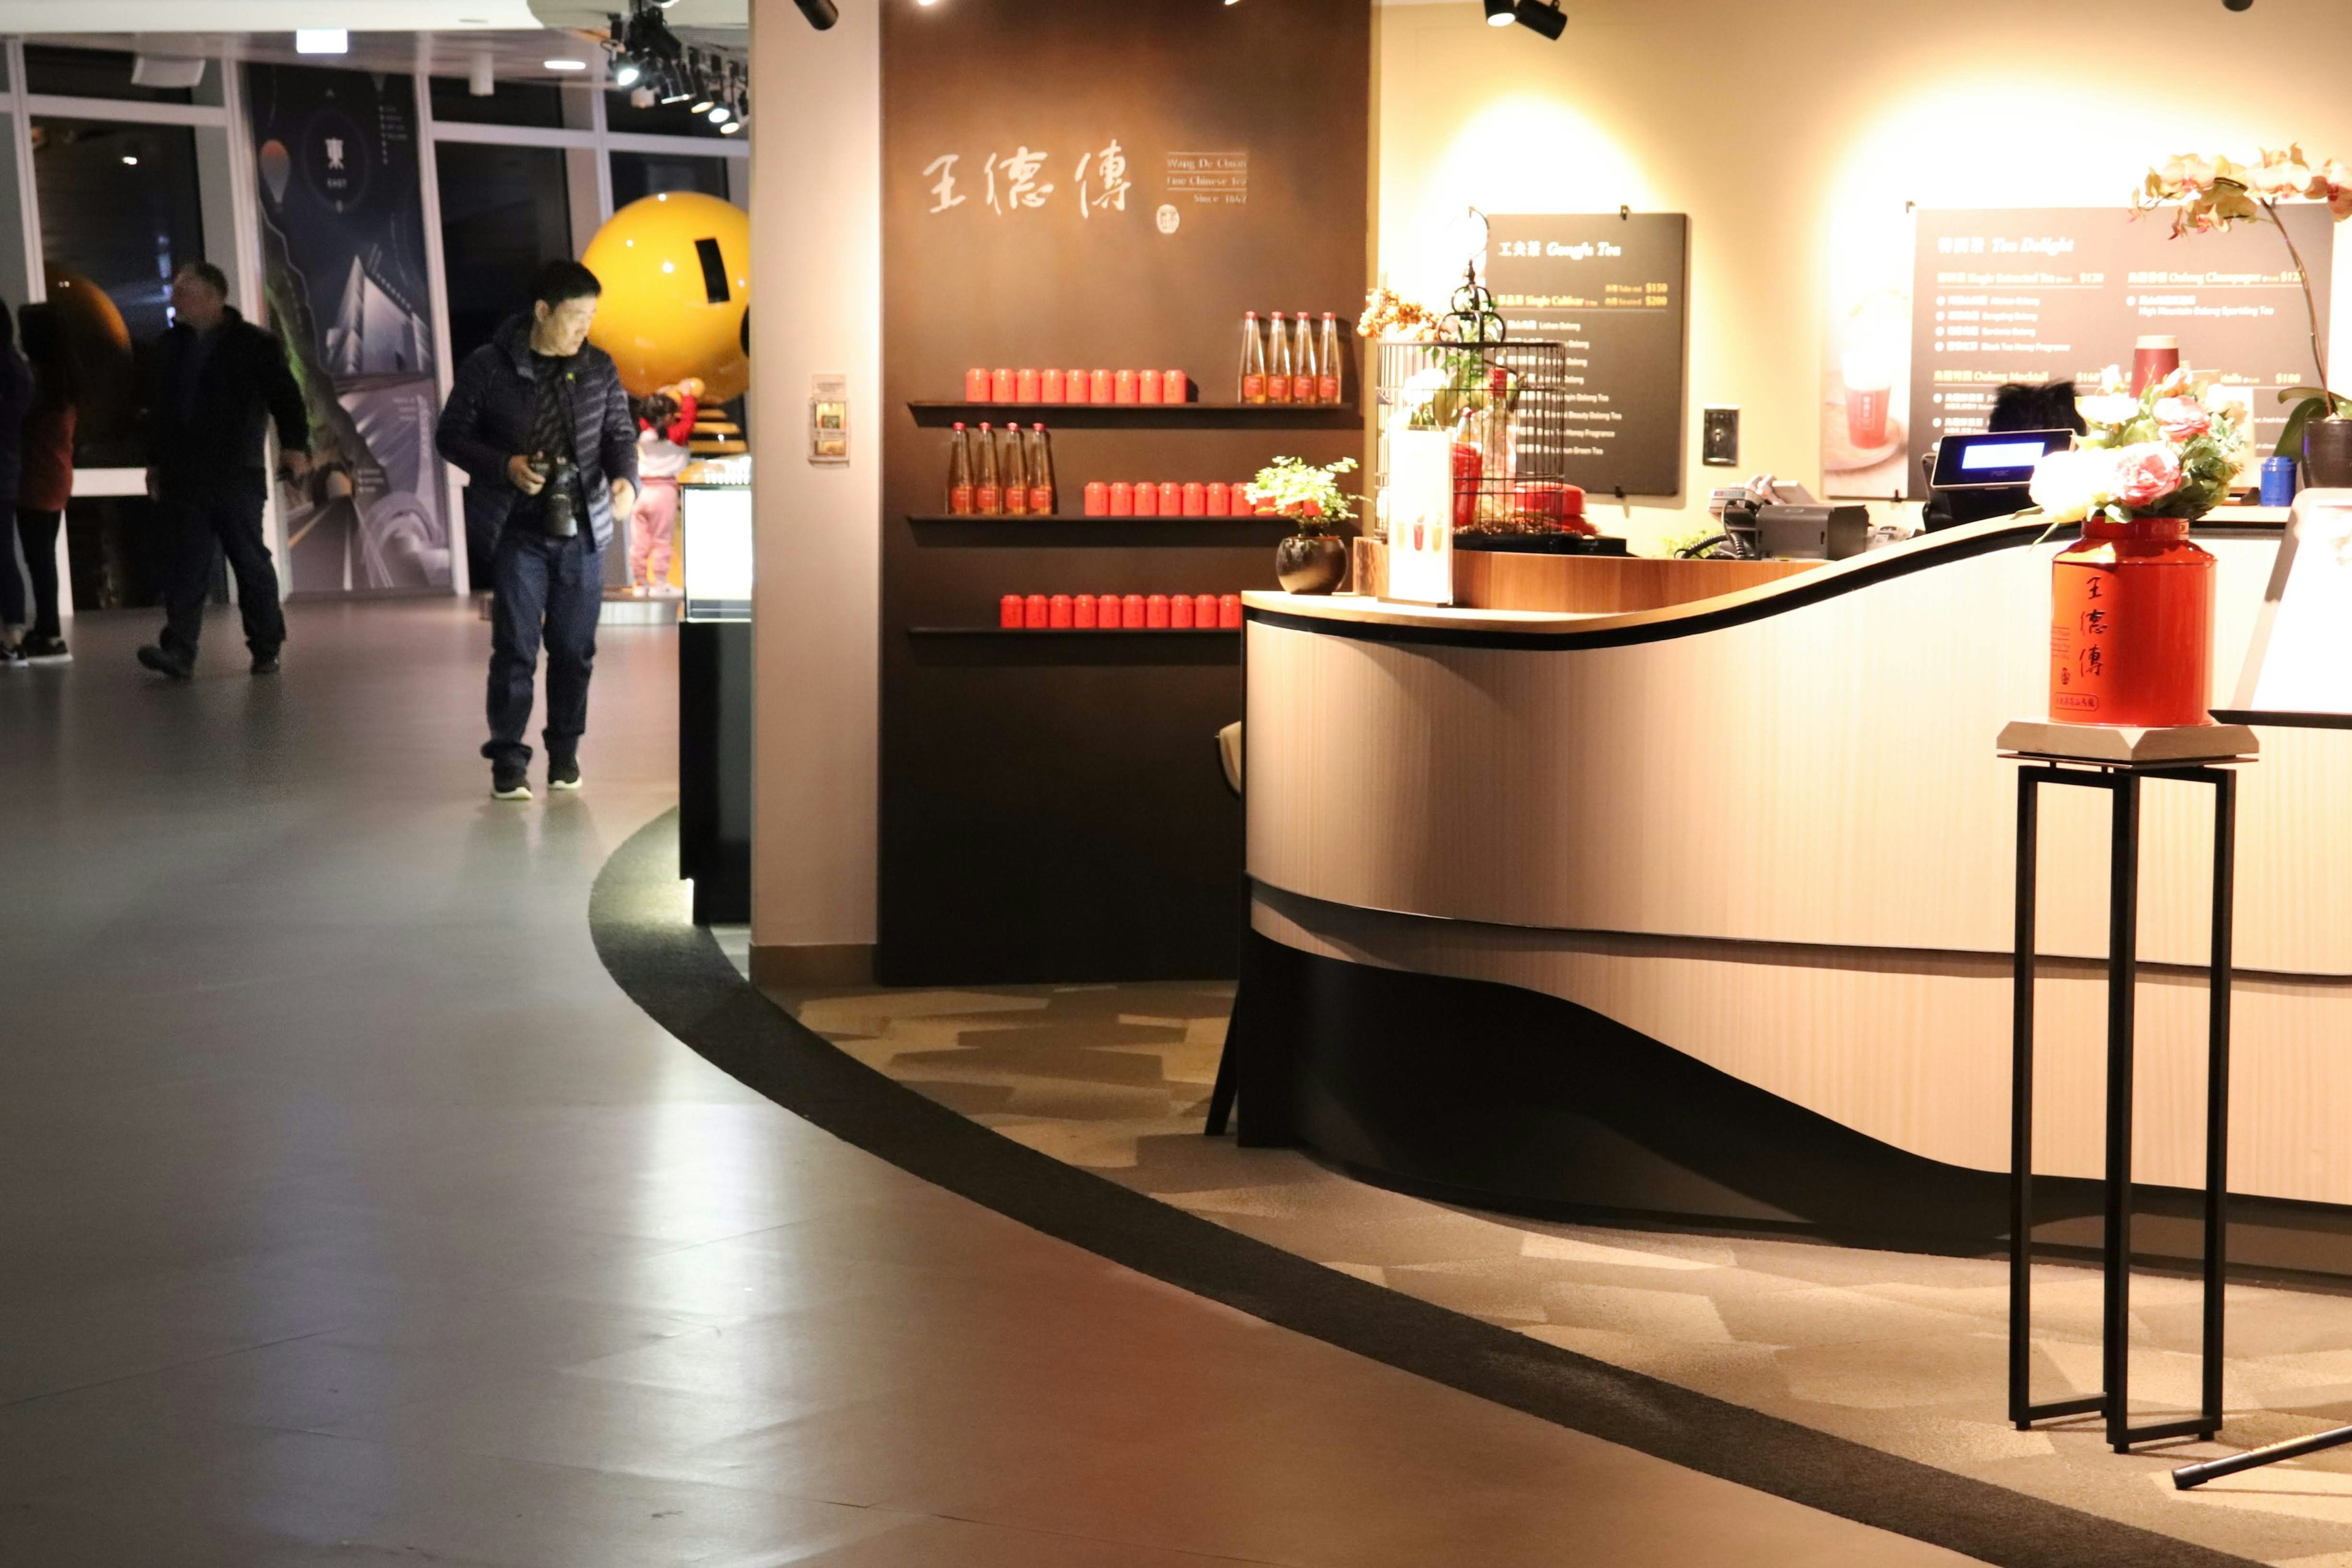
294, 28, 349, 54
2224, 0, 2252, 9
706, 103, 731, 126
1482, 0, 1517, 24
794, 0, 839, 28
612, 58, 641, 86
1513, 0, 1567, 38
545, 58, 588, 71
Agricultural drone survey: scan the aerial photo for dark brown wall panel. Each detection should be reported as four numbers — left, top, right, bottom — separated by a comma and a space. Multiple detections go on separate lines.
880, 0, 1371, 984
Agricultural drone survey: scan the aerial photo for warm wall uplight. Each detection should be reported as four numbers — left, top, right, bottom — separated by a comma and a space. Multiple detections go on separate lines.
293, 28, 348, 54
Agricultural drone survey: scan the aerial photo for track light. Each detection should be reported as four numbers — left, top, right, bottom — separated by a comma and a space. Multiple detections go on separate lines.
1483, 0, 1516, 24
1513, 0, 1566, 37
612, 58, 640, 86
794, 0, 838, 28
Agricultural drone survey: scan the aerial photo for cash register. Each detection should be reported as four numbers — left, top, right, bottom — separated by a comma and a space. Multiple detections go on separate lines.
1922, 429, 2075, 529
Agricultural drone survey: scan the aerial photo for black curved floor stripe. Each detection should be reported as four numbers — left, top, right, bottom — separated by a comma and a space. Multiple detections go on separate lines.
591, 810, 2252, 1568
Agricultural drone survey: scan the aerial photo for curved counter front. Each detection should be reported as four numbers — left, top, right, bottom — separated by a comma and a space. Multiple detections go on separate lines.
1234, 514, 2352, 1262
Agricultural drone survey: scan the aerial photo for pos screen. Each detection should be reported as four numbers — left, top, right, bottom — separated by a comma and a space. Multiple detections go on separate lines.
1930, 429, 2075, 489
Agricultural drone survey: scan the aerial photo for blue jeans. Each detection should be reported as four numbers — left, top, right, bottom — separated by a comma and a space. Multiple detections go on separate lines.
483, 528, 601, 773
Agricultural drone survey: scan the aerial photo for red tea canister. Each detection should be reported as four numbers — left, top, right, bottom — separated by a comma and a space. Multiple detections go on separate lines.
1114, 369, 1139, 404
1218, 594, 1242, 628
1109, 483, 1134, 517
1205, 483, 1230, 516
1041, 368, 1066, 403
1183, 482, 1206, 516
1084, 482, 1109, 516
998, 595, 1023, 628
965, 368, 992, 401
1066, 369, 1089, 404
1023, 594, 1049, 629
1146, 594, 1170, 628
1133, 482, 1159, 517
1194, 592, 1219, 628
1073, 594, 1098, 628
1158, 482, 1183, 516
1049, 594, 1072, 628
1171, 595, 1195, 628
1121, 594, 1146, 628
1015, 368, 1040, 404
1164, 370, 1188, 403
991, 368, 1016, 402
1139, 369, 1163, 404
1089, 369, 1114, 404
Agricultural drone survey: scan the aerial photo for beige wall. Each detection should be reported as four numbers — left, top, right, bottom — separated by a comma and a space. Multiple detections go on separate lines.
1378, 0, 2352, 555
747, 0, 881, 977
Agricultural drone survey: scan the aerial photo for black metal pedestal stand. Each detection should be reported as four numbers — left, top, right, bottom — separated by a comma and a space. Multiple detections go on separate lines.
2009, 755, 2238, 1455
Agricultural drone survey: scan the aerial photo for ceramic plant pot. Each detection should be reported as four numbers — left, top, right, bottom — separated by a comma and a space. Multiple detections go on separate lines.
1275, 531, 1348, 595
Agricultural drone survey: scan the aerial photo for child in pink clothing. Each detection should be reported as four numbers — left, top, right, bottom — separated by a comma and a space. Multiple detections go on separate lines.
629, 380, 699, 594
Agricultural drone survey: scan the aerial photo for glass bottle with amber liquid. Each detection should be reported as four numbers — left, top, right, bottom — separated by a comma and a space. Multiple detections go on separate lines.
974, 420, 1000, 514
1238, 311, 1268, 404
1026, 424, 1055, 516
1317, 313, 1344, 406
946, 422, 974, 514
1267, 311, 1293, 404
999, 423, 1027, 516
1292, 311, 1318, 404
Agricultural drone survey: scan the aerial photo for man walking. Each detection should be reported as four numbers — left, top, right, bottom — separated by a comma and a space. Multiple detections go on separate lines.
136, 262, 312, 679
435, 261, 636, 801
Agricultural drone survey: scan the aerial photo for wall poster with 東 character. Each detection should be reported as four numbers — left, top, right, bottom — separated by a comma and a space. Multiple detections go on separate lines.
245, 62, 453, 594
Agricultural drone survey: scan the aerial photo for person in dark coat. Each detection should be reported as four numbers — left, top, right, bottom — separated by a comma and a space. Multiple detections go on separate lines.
434, 260, 636, 801
135, 262, 312, 678
0, 303, 34, 667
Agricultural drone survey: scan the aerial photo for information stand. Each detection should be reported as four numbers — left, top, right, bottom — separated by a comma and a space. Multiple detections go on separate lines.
2000, 720, 2253, 1454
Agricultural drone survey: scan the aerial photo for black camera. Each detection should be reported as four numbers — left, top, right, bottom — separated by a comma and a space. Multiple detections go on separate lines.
538, 454, 579, 538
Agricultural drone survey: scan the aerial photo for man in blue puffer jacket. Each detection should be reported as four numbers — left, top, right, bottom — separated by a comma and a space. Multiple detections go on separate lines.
435, 260, 637, 801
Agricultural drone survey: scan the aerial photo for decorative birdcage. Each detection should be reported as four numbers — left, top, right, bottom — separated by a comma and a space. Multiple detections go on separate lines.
1369, 265, 1574, 541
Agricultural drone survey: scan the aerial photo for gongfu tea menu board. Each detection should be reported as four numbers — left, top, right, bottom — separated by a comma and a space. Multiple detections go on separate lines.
1485, 213, 1691, 497
1905, 206, 2334, 494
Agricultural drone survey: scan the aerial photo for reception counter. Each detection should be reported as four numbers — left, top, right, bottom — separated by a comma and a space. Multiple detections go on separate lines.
1232, 511, 2352, 1266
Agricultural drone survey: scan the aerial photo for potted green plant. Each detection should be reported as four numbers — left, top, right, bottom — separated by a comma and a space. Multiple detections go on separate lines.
1247, 455, 1359, 595
2136, 147, 2352, 481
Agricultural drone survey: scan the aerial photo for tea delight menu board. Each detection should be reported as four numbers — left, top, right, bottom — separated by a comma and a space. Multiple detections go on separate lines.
1824, 206, 2332, 499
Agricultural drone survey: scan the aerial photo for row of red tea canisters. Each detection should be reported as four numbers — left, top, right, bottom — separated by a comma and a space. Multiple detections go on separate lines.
964, 368, 1191, 405
1083, 481, 1269, 518
999, 594, 1243, 630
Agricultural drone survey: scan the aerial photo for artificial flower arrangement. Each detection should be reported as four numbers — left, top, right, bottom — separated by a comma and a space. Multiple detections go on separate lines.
2028, 366, 2250, 525
1359, 285, 1442, 344
1245, 455, 1359, 532
2137, 146, 2352, 453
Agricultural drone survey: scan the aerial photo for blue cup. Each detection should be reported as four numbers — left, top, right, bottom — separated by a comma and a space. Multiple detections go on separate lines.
2262, 454, 2300, 508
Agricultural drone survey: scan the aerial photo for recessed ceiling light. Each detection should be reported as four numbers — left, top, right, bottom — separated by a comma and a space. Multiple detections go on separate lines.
545, 58, 588, 71
121, 154, 139, 165
295, 28, 349, 53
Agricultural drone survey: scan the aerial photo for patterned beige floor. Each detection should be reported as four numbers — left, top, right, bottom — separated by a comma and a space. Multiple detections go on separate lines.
734, 962, 2352, 1566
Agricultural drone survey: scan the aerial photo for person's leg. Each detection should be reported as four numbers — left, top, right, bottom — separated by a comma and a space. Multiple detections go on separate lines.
151, 487, 214, 668
644, 485, 677, 587
0, 498, 26, 636
213, 475, 286, 662
15, 508, 63, 644
482, 530, 548, 780
540, 535, 601, 776
627, 491, 655, 589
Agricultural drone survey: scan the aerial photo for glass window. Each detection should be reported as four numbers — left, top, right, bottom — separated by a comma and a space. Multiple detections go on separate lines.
24, 45, 198, 105
435, 141, 572, 368
428, 75, 565, 129
31, 117, 206, 467
604, 89, 730, 140
609, 149, 731, 210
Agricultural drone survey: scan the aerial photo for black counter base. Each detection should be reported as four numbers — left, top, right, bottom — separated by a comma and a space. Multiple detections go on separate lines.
1229, 929, 2352, 1286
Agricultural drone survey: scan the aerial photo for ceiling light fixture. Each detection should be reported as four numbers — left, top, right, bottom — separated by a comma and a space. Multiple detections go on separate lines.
1482, 0, 1517, 25
546, 58, 588, 71
1512, 0, 1567, 37
794, 0, 839, 28
294, 28, 349, 54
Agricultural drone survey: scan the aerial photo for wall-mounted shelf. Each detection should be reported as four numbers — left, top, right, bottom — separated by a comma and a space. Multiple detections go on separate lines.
906, 514, 1296, 546
910, 627, 1240, 638
904, 625, 1242, 668
908, 401, 1360, 431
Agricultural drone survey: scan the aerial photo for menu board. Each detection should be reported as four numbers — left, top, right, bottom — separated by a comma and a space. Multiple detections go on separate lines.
1824, 206, 2332, 498
1486, 213, 1690, 497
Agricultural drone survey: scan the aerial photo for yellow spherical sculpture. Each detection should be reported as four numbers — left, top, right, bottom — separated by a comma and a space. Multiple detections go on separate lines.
581, 190, 750, 401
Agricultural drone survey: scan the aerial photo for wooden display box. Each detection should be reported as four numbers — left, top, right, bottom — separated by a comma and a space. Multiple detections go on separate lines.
1348, 538, 1823, 613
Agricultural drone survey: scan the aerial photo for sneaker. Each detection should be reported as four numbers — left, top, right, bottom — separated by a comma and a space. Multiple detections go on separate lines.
137, 644, 194, 680
0, 643, 23, 669
252, 654, 281, 675
18, 635, 68, 663
548, 758, 583, 792
491, 770, 533, 801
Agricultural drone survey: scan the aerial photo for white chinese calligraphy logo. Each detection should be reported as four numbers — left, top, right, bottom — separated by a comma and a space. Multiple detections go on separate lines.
922, 153, 966, 214
1076, 138, 1131, 219
324, 137, 346, 171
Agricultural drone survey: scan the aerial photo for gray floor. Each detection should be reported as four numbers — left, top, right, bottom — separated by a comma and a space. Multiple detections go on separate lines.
0, 601, 1983, 1566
